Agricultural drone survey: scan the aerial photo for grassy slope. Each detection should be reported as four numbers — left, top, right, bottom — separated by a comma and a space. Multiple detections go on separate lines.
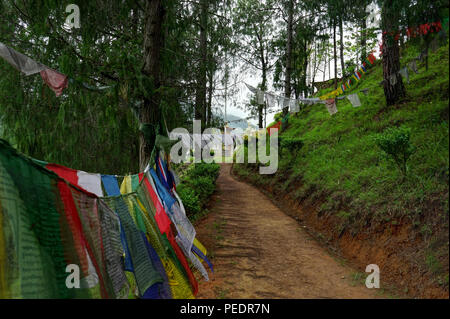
234, 39, 449, 291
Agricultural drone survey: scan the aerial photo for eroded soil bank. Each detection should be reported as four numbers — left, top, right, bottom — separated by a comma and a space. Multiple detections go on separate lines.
231, 164, 449, 299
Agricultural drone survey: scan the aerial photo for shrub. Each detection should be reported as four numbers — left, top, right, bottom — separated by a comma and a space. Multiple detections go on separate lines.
188, 162, 220, 180
177, 184, 201, 216
189, 176, 215, 203
374, 126, 416, 179
178, 162, 220, 217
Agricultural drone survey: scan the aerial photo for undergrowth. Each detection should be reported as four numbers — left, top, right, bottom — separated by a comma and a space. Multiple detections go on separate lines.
233, 38, 449, 288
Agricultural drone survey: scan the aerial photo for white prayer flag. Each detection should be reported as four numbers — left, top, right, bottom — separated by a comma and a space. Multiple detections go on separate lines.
346, 93, 361, 107
289, 99, 299, 113
0, 42, 46, 76
325, 99, 338, 115
399, 67, 409, 84
77, 171, 104, 197
245, 82, 258, 93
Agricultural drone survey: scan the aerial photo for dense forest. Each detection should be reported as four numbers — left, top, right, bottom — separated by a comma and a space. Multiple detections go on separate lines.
0, 0, 449, 300
1, 0, 446, 174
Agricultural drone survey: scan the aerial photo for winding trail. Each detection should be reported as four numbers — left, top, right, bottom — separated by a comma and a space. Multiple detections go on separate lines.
195, 164, 378, 299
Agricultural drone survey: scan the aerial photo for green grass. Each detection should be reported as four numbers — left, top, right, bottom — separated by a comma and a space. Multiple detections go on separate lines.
233, 38, 449, 288
175, 162, 220, 219
236, 39, 449, 223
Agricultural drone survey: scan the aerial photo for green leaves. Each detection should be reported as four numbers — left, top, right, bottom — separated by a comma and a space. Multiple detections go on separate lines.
177, 162, 220, 217
280, 136, 304, 152
374, 126, 416, 178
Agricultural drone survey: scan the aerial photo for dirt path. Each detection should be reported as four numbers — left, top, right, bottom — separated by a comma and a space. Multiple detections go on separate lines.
194, 164, 379, 299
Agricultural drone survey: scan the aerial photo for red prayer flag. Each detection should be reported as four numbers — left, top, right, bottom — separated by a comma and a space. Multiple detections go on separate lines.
46, 163, 79, 185
40, 68, 68, 96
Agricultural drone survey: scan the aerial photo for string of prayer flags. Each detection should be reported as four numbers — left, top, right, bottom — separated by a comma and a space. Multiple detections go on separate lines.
380, 20, 443, 54
300, 97, 322, 105
265, 93, 276, 108
319, 52, 376, 100
248, 21, 444, 119
244, 82, 327, 115
0, 41, 68, 96
406, 21, 443, 39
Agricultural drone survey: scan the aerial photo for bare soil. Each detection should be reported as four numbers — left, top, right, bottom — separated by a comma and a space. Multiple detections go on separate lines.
194, 164, 382, 299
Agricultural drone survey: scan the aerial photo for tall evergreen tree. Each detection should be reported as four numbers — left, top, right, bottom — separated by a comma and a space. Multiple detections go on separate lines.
379, 0, 406, 106
233, 0, 276, 128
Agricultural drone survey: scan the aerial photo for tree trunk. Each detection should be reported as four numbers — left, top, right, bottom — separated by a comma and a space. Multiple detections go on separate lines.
323, 40, 327, 82
140, 0, 166, 171
333, 19, 337, 89
195, 0, 208, 126
302, 39, 308, 97
312, 41, 317, 90
360, 17, 367, 63
339, 16, 345, 77
283, 0, 293, 116
258, 103, 263, 128
207, 68, 213, 126
328, 33, 331, 80
264, 101, 267, 128
381, 0, 405, 106
259, 65, 267, 128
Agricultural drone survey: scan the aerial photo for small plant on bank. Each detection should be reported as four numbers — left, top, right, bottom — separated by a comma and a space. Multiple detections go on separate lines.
374, 126, 416, 181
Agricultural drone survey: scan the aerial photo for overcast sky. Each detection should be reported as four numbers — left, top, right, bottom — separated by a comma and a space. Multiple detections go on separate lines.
221, 3, 381, 128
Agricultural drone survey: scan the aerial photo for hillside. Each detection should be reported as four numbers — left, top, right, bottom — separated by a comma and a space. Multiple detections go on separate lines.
233, 39, 449, 298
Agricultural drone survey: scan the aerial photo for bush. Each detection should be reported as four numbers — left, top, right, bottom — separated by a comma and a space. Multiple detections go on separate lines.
177, 162, 220, 217
189, 176, 215, 203
176, 184, 201, 216
374, 126, 416, 179
188, 162, 220, 180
